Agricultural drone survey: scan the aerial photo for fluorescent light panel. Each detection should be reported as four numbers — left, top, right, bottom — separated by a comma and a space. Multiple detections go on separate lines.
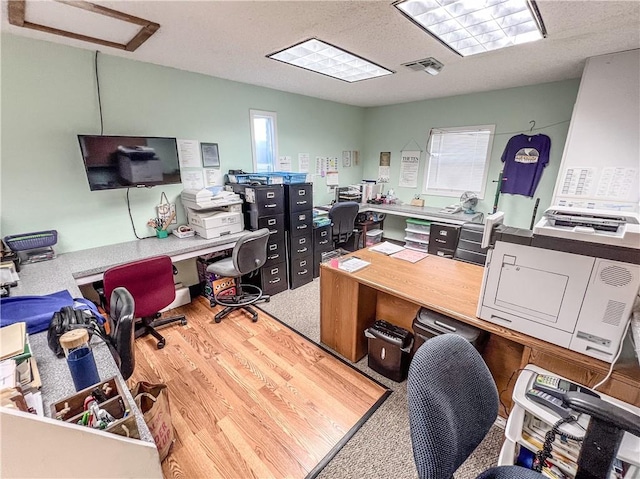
268, 38, 393, 82
395, 0, 546, 56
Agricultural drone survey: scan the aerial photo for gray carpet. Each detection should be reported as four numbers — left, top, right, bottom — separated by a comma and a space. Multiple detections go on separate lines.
259, 278, 505, 479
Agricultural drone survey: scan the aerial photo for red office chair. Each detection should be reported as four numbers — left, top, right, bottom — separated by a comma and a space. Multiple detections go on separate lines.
102, 255, 187, 349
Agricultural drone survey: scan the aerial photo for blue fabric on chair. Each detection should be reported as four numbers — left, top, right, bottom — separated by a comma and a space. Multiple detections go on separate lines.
408, 333, 500, 479
0, 290, 103, 334
476, 466, 544, 479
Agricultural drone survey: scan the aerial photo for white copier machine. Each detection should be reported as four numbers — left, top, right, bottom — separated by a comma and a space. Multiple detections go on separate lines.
478, 207, 640, 363
181, 188, 244, 239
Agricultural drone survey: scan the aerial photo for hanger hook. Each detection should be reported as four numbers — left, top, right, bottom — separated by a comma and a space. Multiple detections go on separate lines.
529, 120, 536, 133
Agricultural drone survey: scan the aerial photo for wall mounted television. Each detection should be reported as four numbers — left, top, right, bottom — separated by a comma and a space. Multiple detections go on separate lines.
78, 135, 182, 191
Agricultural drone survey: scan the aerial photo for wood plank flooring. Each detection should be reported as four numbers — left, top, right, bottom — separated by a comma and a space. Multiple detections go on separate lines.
130, 296, 389, 479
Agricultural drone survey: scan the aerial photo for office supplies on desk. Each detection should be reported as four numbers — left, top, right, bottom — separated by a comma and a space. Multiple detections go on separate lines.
337, 256, 370, 273
369, 241, 405, 255
3, 230, 58, 264
390, 248, 428, 263
0, 322, 26, 360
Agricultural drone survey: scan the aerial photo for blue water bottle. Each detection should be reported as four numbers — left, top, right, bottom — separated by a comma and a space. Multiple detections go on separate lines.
59, 329, 101, 391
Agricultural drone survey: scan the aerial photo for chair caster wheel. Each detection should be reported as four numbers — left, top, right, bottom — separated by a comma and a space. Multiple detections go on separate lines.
181, 319, 187, 326
265, 298, 270, 303
157, 340, 166, 349
252, 316, 258, 323
214, 317, 222, 323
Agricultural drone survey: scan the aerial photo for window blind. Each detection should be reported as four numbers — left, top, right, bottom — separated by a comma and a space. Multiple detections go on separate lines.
424, 126, 494, 198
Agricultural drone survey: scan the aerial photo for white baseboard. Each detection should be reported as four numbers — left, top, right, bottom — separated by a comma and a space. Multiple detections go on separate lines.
160, 284, 191, 312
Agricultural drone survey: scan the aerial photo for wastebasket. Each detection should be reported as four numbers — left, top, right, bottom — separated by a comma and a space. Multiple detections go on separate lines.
365, 320, 413, 382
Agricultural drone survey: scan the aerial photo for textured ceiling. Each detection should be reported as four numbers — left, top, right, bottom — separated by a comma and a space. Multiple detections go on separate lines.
2, 0, 639, 107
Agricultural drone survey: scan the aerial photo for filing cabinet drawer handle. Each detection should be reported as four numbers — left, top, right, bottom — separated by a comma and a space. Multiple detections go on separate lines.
270, 268, 279, 275
267, 254, 280, 260
297, 248, 308, 253
269, 229, 279, 234
297, 269, 308, 275
320, 231, 328, 237
319, 240, 329, 245
299, 238, 306, 244
298, 214, 307, 220
268, 219, 276, 225
297, 225, 308, 229
300, 260, 307, 267
269, 244, 277, 251
297, 190, 306, 196
296, 200, 308, 205
269, 278, 281, 284
265, 203, 277, 208
267, 192, 275, 199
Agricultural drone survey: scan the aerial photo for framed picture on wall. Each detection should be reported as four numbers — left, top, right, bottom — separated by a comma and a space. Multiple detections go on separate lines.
201, 142, 220, 168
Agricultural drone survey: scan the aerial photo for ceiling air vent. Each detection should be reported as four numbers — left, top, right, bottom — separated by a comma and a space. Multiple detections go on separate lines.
402, 57, 444, 75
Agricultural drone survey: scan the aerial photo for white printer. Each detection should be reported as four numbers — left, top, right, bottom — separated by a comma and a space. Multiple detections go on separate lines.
478, 207, 640, 363
181, 188, 244, 239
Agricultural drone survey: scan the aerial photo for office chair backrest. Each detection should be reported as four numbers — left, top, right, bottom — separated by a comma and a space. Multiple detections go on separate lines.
329, 201, 359, 244
232, 228, 270, 275
408, 334, 498, 479
103, 255, 176, 319
109, 287, 135, 380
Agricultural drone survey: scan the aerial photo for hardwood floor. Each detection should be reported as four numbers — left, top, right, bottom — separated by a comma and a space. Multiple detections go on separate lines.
131, 296, 390, 479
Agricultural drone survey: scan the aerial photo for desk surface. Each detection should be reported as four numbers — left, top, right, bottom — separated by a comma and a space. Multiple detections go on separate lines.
315, 202, 482, 224
12, 232, 245, 297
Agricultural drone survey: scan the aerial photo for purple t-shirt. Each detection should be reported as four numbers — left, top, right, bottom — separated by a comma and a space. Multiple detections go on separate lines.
500, 134, 551, 197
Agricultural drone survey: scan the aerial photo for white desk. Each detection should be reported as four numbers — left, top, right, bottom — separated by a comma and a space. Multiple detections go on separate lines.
315, 203, 483, 225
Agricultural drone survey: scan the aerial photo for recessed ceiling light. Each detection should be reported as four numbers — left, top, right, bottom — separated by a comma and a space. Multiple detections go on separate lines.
394, 0, 546, 57
268, 38, 394, 83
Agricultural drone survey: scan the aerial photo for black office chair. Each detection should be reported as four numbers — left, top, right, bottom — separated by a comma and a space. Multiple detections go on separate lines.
206, 228, 270, 323
408, 334, 640, 479
328, 201, 359, 249
105, 287, 136, 380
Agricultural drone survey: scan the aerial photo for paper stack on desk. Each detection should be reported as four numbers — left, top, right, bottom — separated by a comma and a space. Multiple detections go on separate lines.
0, 322, 42, 415
369, 241, 405, 255
338, 257, 370, 273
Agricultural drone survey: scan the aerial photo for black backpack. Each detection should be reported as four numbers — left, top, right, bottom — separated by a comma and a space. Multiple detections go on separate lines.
47, 306, 108, 358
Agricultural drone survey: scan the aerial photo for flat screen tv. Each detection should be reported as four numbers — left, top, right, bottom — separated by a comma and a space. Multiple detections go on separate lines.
78, 135, 182, 191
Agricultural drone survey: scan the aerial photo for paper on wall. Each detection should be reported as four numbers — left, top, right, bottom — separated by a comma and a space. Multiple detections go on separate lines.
277, 155, 292, 171
299, 153, 310, 173
342, 151, 352, 168
176, 139, 201, 168
182, 170, 205, 189
326, 171, 339, 186
399, 150, 420, 188
327, 157, 338, 172
204, 168, 223, 187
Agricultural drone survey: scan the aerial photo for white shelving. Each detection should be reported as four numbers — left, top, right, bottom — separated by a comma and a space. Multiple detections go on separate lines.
499, 365, 640, 479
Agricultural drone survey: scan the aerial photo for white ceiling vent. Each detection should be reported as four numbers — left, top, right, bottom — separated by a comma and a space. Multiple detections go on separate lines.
402, 57, 444, 75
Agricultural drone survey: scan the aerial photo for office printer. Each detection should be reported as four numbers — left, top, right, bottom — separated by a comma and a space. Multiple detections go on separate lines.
478, 207, 640, 363
117, 145, 163, 183
181, 188, 244, 239
181, 188, 243, 211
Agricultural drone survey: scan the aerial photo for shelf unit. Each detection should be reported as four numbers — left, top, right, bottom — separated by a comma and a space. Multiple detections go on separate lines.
499, 365, 640, 478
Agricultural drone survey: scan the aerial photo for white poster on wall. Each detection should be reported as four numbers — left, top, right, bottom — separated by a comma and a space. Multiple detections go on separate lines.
399, 150, 421, 188
176, 139, 201, 168
298, 153, 310, 173
182, 170, 204, 189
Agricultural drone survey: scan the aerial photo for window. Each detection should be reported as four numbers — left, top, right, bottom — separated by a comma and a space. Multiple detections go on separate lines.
250, 110, 278, 173
423, 125, 495, 199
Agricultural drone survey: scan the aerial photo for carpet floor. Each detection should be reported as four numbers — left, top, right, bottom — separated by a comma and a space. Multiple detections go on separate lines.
259, 278, 505, 479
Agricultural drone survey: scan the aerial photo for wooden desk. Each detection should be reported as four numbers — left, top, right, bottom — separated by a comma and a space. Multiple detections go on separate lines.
320, 250, 640, 413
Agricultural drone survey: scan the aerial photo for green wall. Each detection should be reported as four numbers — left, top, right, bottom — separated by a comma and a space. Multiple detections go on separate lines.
1, 34, 365, 253
362, 79, 580, 239
1, 33, 580, 253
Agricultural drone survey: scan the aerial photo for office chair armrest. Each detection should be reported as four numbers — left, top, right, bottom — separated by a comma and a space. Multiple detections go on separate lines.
563, 392, 640, 437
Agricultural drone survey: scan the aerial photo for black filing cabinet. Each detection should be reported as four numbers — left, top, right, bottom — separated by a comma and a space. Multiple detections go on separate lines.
227, 183, 288, 296
285, 183, 314, 289
313, 224, 332, 278
428, 223, 461, 258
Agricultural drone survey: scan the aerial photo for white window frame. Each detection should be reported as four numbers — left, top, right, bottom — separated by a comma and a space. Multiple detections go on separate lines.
423, 124, 495, 199
249, 109, 279, 173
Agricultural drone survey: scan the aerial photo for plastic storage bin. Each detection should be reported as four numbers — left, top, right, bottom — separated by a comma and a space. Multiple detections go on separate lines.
405, 228, 430, 242
404, 237, 429, 252
406, 218, 431, 232
411, 307, 488, 356
365, 229, 383, 246
273, 172, 308, 184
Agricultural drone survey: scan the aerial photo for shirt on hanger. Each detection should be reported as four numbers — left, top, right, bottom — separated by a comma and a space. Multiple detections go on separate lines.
500, 134, 551, 197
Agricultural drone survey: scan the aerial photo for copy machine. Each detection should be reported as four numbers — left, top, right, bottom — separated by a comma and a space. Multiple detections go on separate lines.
478, 207, 640, 363
181, 188, 244, 239
117, 146, 163, 184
